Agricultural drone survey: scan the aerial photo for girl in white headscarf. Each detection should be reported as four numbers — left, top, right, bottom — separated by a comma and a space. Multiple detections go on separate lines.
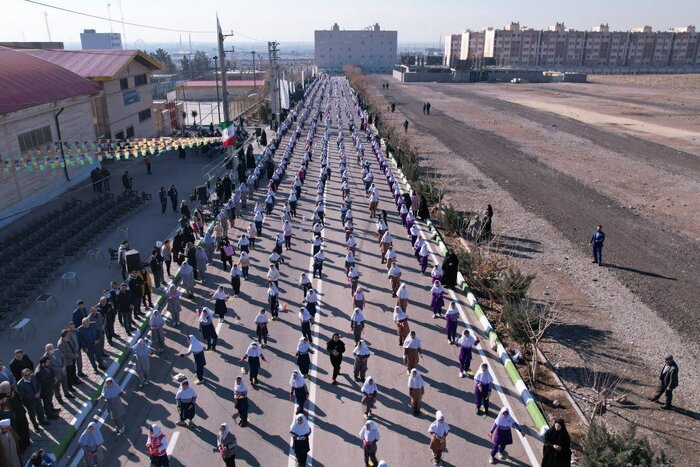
210, 286, 229, 321
178, 335, 206, 383
197, 307, 218, 351
217, 422, 237, 465
418, 242, 430, 274
393, 305, 410, 346
233, 376, 249, 426
350, 307, 365, 344
146, 424, 169, 465
79, 421, 104, 466
428, 411, 450, 464
131, 338, 151, 388
474, 363, 494, 414
458, 329, 480, 377
489, 407, 524, 463
444, 300, 460, 344
397, 283, 409, 311
166, 284, 181, 326
175, 380, 197, 426
290, 414, 311, 466
402, 331, 422, 373
267, 282, 280, 319
353, 340, 371, 382
304, 289, 319, 321
295, 337, 314, 378
359, 421, 380, 467
99, 378, 126, 434
430, 280, 446, 318
384, 246, 397, 271
360, 376, 378, 418
179, 260, 195, 298
240, 341, 266, 385
407, 369, 426, 415
353, 286, 366, 310
347, 265, 360, 295
289, 370, 308, 414
254, 309, 270, 346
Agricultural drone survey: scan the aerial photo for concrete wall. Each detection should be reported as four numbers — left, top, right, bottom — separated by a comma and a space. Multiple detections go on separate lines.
103, 60, 157, 139
0, 95, 96, 227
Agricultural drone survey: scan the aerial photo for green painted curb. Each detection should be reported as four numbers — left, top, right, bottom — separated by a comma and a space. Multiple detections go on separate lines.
52, 425, 77, 459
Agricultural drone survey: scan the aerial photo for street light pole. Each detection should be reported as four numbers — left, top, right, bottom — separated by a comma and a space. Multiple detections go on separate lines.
251, 51, 256, 89
54, 107, 70, 181
213, 55, 221, 124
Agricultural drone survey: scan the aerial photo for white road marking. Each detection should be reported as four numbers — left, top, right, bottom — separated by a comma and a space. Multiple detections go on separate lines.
166, 431, 180, 456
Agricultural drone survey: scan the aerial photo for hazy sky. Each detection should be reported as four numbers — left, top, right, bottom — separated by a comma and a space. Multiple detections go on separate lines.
3, 0, 697, 47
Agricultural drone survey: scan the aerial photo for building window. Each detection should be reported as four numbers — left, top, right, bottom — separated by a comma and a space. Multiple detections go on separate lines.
115, 131, 125, 140
134, 74, 148, 86
120, 78, 129, 90
138, 108, 152, 122
126, 126, 135, 138
18, 126, 52, 152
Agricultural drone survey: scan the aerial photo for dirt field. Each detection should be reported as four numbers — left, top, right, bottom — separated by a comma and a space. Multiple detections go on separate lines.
370, 74, 700, 463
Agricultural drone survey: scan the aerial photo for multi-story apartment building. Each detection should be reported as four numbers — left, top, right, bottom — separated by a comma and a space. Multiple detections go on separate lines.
444, 23, 699, 72
80, 29, 123, 50
315, 23, 397, 72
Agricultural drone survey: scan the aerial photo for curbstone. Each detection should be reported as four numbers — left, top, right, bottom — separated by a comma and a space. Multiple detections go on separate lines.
382, 138, 549, 435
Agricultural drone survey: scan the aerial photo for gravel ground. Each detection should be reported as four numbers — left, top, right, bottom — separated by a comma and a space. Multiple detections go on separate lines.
370, 76, 700, 463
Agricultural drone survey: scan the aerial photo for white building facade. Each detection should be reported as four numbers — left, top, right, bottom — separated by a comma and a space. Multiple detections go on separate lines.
80, 29, 122, 50
315, 23, 397, 73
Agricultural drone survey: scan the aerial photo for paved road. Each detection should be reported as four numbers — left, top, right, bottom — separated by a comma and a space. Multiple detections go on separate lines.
383, 80, 700, 347
61, 77, 541, 467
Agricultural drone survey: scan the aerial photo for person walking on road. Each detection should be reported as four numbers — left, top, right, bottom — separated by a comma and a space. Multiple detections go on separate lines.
589, 224, 605, 266
149, 309, 166, 353
360, 376, 378, 419
175, 380, 197, 426
295, 338, 314, 378
146, 424, 170, 467
393, 306, 410, 346
326, 334, 345, 385
457, 329, 479, 378
178, 336, 207, 384
179, 261, 195, 299
430, 281, 446, 318
289, 371, 308, 415
408, 369, 426, 416
304, 289, 319, 322
397, 283, 409, 312
218, 423, 237, 466
359, 420, 380, 467
403, 120, 409, 133
387, 263, 402, 297
648, 354, 679, 410
233, 377, 249, 427
542, 418, 571, 467
353, 340, 371, 382
403, 331, 422, 373
159, 187, 168, 215
132, 339, 151, 388
100, 378, 126, 435
290, 414, 311, 467
121, 171, 133, 193
353, 286, 366, 311
475, 363, 494, 415
441, 249, 459, 289
230, 263, 243, 297
489, 407, 525, 464
350, 308, 366, 344
167, 185, 178, 213
444, 301, 460, 344
144, 155, 152, 175
241, 342, 266, 385
428, 410, 449, 465
211, 287, 229, 322
299, 307, 312, 344
255, 310, 270, 347
79, 421, 104, 466
166, 284, 182, 327
426, 102, 431, 115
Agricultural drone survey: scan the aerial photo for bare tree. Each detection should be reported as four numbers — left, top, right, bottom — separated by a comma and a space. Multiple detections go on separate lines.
577, 366, 629, 422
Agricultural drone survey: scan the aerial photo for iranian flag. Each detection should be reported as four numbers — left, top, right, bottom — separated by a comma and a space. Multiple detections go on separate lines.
221, 121, 236, 147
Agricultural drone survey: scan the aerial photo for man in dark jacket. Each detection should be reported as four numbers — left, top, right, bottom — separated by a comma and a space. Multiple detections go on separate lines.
34, 357, 59, 419
72, 300, 88, 327
122, 171, 133, 192
42, 343, 73, 403
9, 350, 34, 382
159, 187, 168, 214
167, 185, 178, 213
88, 307, 107, 369
15, 369, 47, 430
128, 272, 144, 319
58, 328, 80, 388
76, 318, 100, 373
116, 283, 134, 334
589, 224, 605, 266
649, 354, 679, 410
97, 295, 117, 345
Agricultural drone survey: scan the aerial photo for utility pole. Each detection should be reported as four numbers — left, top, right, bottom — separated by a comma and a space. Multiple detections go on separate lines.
268, 41, 279, 128
43, 12, 51, 41
213, 56, 221, 123
251, 51, 257, 88
217, 15, 234, 122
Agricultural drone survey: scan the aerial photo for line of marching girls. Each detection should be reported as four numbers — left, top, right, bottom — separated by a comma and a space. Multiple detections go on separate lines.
342, 79, 531, 466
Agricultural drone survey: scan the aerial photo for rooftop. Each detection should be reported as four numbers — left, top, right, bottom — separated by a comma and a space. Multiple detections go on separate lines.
21, 48, 163, 81
0, 46, 102, 115
179, 80, 259, 87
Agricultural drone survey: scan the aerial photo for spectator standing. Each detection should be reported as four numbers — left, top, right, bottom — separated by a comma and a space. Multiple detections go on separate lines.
15, 369, 47, 430
589, 224, 605, 266
79, 422, 104, 466
42, 344, 73, 402
76, 318, 101, 373
167, 185, 178, 213
57, 330, 79, 389
99, 378, 127, 435
159, 187, 168, 215
34, 358, 59, 421
121, 171, 133, 193
648, 354, 679, 410
9, 351, 33, 383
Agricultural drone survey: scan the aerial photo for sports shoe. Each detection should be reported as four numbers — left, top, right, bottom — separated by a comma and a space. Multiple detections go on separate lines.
459, 371, 465, 378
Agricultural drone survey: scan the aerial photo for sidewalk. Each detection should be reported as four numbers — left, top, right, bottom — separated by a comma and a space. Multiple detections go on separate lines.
0, 149, 233, 461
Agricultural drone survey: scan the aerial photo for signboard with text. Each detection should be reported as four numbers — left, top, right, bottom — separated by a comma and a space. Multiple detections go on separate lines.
123, 89, 141, 106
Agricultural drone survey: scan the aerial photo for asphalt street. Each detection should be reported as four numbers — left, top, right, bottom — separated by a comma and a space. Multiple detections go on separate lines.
61, 77, 542, 467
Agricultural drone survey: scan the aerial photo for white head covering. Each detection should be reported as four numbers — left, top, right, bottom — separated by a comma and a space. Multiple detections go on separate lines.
474, 364, 494, 385
219, 423, 230, 441
254, 312, 269, 325
245, 341, 262, 357
354, 340, 370, 356
187, 335, 204, 353
393, 306, 408, 321
359, 421, 380, 442
175, 381, 197, 400
268, 283, 279, 295
361, 376, 377, 394
0, 419, 10, 428
398, 284, 409, 299
419, 243, 430, 257
408, 369, 425, 388
296, 337, 311, 353
198, 307, 214, 324
458, 329, 477, 347
233, 378, 248, 394
290, 414, 311, 436
351, 308, 365, 323
494, 407, 516, 428
289, 370, 306, 388
431, 281, 445, 294
429, 411, 450, 437
78, 421, 104, 447
403, 334, 421, 349
212, 287, 227, 300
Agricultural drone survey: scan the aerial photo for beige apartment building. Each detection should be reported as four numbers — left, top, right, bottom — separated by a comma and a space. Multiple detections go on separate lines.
315, 23, 397, 72
23, 49, 163, 139
444, 23, 700, 71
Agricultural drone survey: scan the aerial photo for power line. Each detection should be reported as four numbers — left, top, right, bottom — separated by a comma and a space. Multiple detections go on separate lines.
25, 0, 213, 34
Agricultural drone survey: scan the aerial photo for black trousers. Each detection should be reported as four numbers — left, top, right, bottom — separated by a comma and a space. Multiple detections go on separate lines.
652, 384, 674, 408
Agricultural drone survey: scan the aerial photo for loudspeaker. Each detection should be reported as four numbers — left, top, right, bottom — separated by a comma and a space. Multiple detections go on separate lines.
125, 249, 141, 273
197, 185, 208, 204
